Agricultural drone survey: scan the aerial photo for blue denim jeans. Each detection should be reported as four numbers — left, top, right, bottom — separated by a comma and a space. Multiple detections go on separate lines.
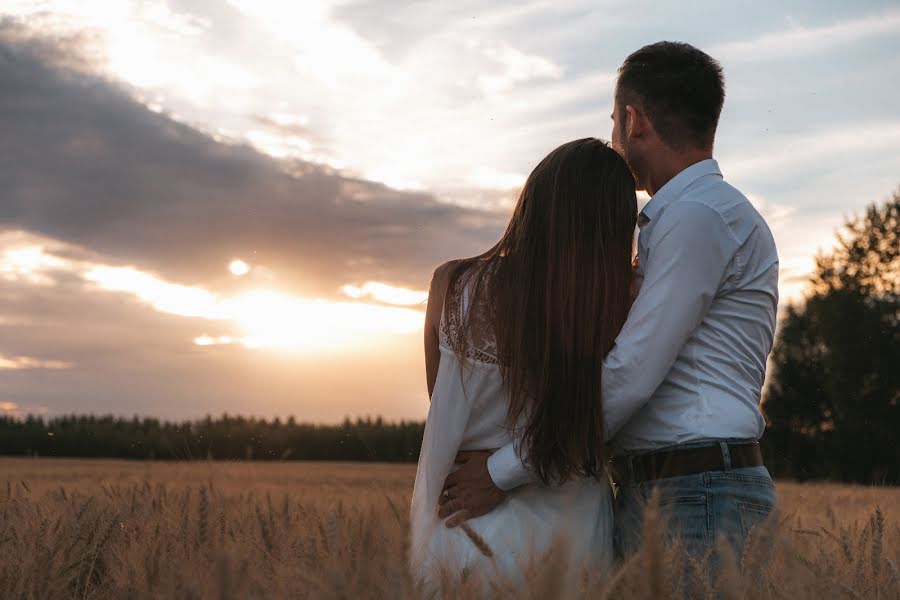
613, 441, 777, 566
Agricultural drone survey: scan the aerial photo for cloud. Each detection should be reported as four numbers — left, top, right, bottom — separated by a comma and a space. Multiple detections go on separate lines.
2, 1, 618, 200
136, 2, 211, 37
0, 234, 430, 418
82, 264, 427, 351
710, 9, 900, 63
0, 21, 507, 298
0, 22, 500, 420
0, 260, 428, 421
341, 282, 428, 306
465, 167, 527, 191
723, 121, 900, 182
474, 41, 564, 94
0, 356, 72, 370
744, 194, 796, 233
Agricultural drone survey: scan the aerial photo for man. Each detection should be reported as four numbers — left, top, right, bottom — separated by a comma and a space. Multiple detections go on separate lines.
438, 41, 779, 562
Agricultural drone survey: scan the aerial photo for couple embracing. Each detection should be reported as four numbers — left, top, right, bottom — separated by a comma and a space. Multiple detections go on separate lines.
410, 41, 779, 591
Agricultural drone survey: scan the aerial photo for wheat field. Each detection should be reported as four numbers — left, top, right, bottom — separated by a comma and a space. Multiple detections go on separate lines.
0, 458, 897, 599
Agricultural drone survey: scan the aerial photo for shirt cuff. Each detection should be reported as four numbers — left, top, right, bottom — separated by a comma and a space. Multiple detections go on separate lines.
487, 443, 536, 491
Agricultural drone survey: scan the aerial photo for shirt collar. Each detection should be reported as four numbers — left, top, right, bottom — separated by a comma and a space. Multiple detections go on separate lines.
639, 158, 722, 227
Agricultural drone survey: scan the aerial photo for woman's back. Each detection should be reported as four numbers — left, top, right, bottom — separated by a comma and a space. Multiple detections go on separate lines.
411, 139, 636, 594
409, 270, 613, 593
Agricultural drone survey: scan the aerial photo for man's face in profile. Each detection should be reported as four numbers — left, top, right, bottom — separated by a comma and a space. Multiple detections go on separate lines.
610, 97, 643, 190
610, 98, 625, 156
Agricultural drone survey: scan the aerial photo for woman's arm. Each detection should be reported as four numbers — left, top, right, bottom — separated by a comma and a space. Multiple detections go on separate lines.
424, 262, 453, 399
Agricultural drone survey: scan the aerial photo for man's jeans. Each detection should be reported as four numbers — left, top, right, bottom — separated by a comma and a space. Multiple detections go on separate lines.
612, 441, 777, 565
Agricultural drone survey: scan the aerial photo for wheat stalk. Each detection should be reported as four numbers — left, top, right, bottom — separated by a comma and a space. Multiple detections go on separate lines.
871, 506, 884, 580
198, 483, 209, 549
0, 462, 897, 599
458, 521, 494, 558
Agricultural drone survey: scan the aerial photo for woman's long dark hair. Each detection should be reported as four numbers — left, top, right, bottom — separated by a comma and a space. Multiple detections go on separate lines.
444, 138, 637, 485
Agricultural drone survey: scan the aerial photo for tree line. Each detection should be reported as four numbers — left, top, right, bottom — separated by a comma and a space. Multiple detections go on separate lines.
762, 190, 898, 483
0, 414, 424, 463
1, 191, 896, 483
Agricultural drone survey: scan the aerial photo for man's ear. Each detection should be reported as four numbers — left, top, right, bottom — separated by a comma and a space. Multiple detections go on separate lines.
624, 104, 643, 142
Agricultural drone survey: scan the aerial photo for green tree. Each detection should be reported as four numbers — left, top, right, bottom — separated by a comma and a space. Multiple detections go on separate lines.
763, 190, 899, 483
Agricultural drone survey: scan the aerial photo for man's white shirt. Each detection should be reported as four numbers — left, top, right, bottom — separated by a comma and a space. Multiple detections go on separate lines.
488, 159, 779, 490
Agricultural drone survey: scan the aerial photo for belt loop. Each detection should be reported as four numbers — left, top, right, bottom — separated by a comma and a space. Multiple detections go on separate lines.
626, 454, 636, 483
719, 441, 732, 471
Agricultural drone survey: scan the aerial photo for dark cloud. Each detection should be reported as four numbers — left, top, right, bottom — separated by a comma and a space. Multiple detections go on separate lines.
0, 20, 506, 295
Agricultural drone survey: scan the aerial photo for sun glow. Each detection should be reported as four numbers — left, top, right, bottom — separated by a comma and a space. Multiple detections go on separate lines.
84, 266, 227, 319
341, 281, 428, 306
0, 355, 72, 370
83, 265, 424, 353
0, 231, 427, 354
193, 335, 234, 346
0, 243, 72, 285
222, 289, 423, 352
0, 401, 48, 417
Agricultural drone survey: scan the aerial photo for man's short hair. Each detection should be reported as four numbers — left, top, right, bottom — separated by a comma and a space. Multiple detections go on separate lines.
616, 41, 725, 150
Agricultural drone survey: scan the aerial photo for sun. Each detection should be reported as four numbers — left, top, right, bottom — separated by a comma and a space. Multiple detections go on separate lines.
83, 262, 426, 353
229, 259, 250, 277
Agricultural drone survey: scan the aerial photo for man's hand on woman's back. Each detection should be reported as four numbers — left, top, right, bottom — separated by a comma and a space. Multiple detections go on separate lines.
438, 450, 506, 527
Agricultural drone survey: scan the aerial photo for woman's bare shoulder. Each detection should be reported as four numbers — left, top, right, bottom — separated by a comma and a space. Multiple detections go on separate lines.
429, 260, 460, 298
425, 260, 461, 338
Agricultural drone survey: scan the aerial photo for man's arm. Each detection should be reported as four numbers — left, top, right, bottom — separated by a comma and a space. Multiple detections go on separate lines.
485, 200, 736, 487
601, 201, 736, 436
486, 440, 538, 491
443, 201, 737, 519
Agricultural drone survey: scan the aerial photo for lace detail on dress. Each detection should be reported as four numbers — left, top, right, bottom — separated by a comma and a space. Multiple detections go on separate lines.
438, 268, 499, 365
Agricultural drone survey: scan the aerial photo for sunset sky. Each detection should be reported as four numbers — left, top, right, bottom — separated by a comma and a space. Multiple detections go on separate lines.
1, 0, 899, 422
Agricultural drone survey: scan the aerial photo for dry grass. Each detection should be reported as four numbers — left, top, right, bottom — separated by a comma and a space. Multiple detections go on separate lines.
0, 458, 898, 599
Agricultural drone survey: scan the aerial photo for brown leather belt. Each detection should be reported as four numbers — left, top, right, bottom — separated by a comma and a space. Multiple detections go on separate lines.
609, 442, 763, 486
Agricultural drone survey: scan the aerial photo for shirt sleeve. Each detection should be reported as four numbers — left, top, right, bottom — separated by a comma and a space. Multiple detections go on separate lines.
601, 200, 737, 438
487, 441, 538, 491
487, 201, 737, 490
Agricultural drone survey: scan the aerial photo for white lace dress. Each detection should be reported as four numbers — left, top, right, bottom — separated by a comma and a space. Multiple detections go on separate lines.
409, 274, 613, 593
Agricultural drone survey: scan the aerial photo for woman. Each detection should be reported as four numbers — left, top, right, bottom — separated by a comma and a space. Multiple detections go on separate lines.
410, 138, 638, 592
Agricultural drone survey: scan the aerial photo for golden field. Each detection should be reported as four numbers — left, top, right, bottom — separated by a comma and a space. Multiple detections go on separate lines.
0, 458, 897, 599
